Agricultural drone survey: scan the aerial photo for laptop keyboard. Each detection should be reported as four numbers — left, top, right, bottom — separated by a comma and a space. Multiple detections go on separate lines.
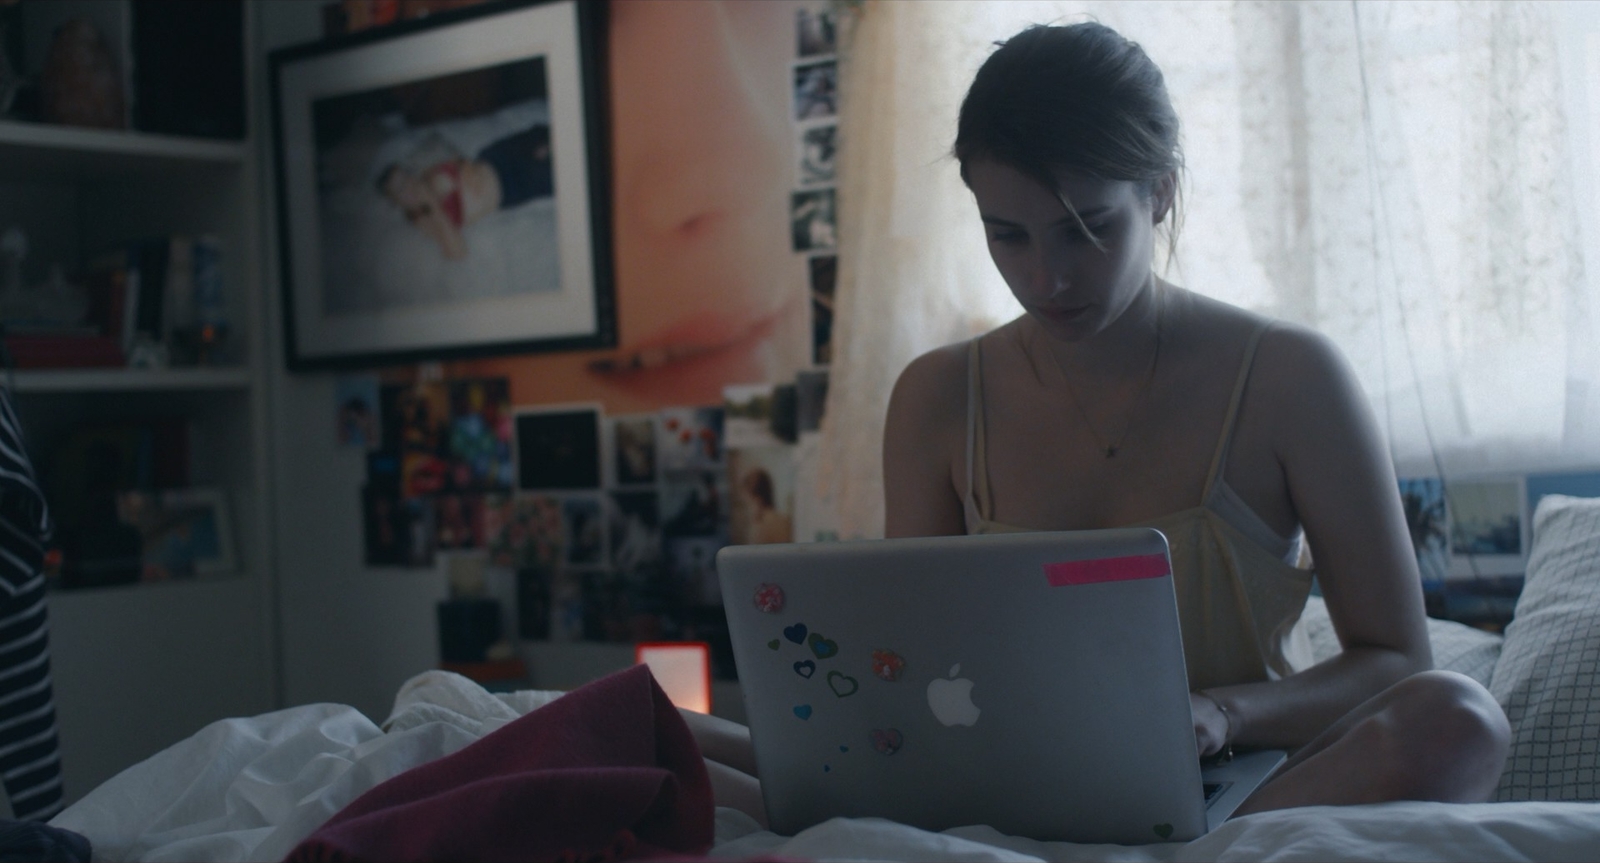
1202, 781, 1232, 806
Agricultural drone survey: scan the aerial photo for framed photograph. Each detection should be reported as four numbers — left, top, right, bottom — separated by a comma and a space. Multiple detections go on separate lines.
1398, 477, 1449, 584
1447, 477, 1527, 578
514, 404, 602, 492
270, 0, 615, 370
115, 488, 238, 579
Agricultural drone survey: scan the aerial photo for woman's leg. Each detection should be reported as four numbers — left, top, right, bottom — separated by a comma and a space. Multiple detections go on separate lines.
679, 708, 766, 824
1234, 670, 1510, 816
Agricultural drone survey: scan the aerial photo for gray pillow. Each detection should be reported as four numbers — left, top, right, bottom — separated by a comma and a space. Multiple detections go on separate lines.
1490, 494, 1600, 801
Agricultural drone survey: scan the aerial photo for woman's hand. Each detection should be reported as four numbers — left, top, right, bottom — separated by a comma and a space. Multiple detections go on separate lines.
1190, 691, 1230, 758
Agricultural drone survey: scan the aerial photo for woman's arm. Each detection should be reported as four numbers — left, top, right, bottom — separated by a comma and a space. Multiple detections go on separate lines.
416, 207, 468, 260
1204, 326, 1432, 751
883, 345, 969, 538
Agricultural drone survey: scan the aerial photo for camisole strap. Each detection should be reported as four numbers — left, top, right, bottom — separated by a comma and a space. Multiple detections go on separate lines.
964, 338, 991, 529
1202, 322, 1274, 500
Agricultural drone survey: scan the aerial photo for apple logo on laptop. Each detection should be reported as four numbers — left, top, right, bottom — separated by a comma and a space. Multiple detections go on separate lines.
926, 664, 980, 726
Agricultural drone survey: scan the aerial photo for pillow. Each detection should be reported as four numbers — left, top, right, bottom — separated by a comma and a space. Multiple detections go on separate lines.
1291, 596, 1503, 688
1490, 494, 1600, 801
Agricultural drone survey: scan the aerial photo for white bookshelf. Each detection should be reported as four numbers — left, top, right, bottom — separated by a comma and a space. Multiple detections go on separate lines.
9, 366, 253, 393
0, 7, 277, 808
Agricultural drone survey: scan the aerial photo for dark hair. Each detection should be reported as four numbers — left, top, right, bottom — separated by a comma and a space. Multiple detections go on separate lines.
742, 468, 775, 510
954, 23, 1184, 253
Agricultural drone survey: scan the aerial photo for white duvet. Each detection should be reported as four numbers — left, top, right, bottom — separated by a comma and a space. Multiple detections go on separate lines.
51, 672, 1600, 863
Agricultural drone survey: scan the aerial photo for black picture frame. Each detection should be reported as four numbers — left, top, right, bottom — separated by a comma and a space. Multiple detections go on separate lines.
270, 0, 615, 371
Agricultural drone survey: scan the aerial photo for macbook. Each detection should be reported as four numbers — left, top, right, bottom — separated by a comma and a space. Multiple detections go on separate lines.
717, 528, 1285, 844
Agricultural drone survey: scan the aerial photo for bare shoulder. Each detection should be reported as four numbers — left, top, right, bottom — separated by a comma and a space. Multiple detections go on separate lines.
1252, 321, 1364, 418
886, 338, 972, 433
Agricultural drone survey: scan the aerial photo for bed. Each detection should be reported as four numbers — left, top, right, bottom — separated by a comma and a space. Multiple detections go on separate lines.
45, 494, 1600, 862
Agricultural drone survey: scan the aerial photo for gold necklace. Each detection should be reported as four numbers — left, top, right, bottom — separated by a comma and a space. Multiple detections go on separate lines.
1040, 293, 1163, 459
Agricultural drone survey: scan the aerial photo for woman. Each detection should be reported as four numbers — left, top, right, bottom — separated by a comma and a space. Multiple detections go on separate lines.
878, 22, 1509, 814
378, 125, 554, 261
688, 21, 1511, 827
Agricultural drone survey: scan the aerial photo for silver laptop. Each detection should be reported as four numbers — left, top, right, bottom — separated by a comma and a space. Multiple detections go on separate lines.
717, 528, 1285, 844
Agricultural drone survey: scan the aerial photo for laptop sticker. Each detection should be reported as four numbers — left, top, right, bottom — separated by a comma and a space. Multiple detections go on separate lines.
784, 623, 809, 644
871, 649, 906, 681
1153, 824, 1174, 840
870, 728, 903, 755
840, 745, 849, 752
754, 583, 785, 613
794, 705, 813, 720
794, 660, 816, 678
827, 670, 859, 697
808, 632, 839, 659
767, 639, 780, 650
1043, 553, 1170, 587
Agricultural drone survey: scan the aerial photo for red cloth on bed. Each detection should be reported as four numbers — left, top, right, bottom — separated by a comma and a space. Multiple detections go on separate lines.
285, 664, 714, 863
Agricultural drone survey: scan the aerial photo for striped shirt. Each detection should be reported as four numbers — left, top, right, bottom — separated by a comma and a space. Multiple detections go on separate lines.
0, 389, 62, 821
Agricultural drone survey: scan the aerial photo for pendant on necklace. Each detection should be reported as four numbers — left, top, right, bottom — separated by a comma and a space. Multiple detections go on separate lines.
1105, 446, 1118, 458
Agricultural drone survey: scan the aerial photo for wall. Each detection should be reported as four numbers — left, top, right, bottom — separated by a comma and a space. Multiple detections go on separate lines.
258, 0, 828, 721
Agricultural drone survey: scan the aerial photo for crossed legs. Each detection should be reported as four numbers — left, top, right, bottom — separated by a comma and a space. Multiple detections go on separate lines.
681, 669, 1510, 828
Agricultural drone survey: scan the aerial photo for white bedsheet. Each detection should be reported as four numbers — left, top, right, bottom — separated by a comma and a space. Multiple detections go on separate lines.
50, 672, 1600, 863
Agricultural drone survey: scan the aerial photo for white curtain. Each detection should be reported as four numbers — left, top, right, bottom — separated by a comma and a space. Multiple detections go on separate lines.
814, 0, 1600, 539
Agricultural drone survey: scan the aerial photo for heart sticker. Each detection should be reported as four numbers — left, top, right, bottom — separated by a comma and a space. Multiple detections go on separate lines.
753, 583, 785, 613
784, 623, 809, 644
767, 639, 780, 650
1153, 824, 1174, 840
871, 649, 906, 682
870, 728, 903, 755
794, 660, 816, 679
808, 632, 839, 659
827, 670, 859, 697
794, 705, 813, 720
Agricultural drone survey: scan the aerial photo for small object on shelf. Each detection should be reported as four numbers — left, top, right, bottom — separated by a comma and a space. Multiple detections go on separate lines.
129, 0, 243, 139
2, 332, 122, 369
39, 17, 125, 130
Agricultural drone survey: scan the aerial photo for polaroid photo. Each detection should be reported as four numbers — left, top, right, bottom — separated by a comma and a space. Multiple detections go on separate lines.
434, 492, 486, 551
791, 189, 837, 253
658, 407, 725, 471
725, 383, 785, 449
1398, 477, 1449, 584
793, 58, 837, 121
336, 375, 382, 450
514, 403, 603, 491
798, 123, 836, 185
608, 489, 664, 574
667, 535, 726, 607
809, 254, 836, 364
797, 369, 829, 436
728, 446, 796, 545
115, 488, 238, 579
484, 493, 564, 570
661, 469, 726, 539
563, 494, 606, 569
610, 414, 658, 487
1447, 477, 1527, 578
447, 378, 516, 491
796, 6, 837, 58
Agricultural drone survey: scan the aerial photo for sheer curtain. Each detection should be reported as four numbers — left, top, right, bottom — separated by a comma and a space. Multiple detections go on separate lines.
815, 0, 1600, 538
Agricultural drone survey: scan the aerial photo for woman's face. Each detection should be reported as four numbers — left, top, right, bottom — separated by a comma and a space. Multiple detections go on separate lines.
966, 159, 1163, 343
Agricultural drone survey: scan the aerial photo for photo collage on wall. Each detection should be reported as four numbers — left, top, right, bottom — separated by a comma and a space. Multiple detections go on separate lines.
1396, 470, 1600, 630
792, 5, 838, 366
350, 371, 830, 678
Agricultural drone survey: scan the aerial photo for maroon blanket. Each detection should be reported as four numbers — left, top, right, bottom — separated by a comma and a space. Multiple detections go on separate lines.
286, 664, 714, 862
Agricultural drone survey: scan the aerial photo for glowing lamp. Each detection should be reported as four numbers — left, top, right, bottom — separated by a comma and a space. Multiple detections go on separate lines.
635, 641, 712, 714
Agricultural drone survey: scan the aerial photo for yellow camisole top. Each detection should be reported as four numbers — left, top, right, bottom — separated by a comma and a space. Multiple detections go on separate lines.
963, 323, 1314, 691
